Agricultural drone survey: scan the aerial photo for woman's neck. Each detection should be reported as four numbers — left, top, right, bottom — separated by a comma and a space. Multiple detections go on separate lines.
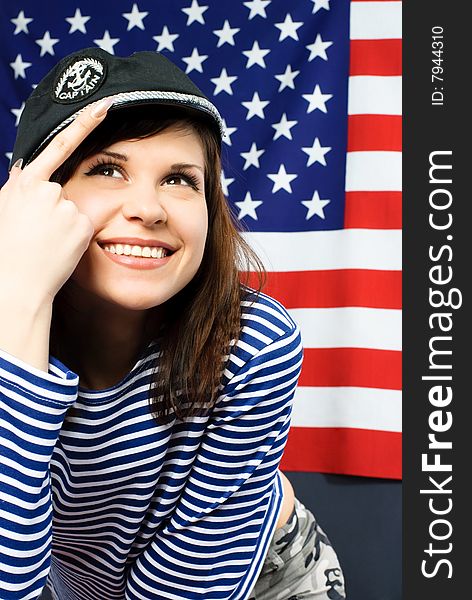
51, 285, 163, 390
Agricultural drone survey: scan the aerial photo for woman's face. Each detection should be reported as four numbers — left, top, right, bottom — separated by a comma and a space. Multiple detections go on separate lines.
62, 124, 208, 312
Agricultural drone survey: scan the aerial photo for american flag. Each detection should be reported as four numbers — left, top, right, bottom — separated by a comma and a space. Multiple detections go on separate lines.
0, 0, 402, 479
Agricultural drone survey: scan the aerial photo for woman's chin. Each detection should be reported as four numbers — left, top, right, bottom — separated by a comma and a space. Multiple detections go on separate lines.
62, 278, 171, 313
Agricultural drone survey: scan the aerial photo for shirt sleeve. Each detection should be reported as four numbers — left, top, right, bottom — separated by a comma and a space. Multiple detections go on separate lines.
0, 348, 78, 600
125, 324, 303, 600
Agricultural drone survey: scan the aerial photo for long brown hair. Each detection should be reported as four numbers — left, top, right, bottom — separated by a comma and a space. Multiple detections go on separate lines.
50, 105, 266, 421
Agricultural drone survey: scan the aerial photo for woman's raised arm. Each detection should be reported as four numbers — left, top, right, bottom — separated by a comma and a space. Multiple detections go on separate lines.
0, 100, 111, 599
0, 99, 112, 372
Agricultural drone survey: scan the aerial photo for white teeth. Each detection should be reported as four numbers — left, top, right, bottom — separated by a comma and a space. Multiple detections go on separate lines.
103, 244, 169, 259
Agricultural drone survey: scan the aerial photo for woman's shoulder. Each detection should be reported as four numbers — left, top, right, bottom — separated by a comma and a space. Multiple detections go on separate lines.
220, 286, 303, 390
240, 286, 300, 339
232, 286, 302, 360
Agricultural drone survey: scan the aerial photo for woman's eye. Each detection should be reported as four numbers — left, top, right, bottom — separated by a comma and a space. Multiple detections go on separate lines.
163, 172, 201, 190
98, 166, 123, 178
165, 175, 190, 186
85, 163, 124, 179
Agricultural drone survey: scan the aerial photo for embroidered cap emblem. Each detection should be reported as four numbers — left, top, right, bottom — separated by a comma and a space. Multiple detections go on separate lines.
53, 57, 106, 104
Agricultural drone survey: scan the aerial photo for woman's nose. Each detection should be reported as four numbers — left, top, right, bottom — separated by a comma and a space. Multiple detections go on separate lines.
121, 183, 167, 226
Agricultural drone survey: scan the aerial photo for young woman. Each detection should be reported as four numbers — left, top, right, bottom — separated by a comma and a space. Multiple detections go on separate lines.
0, 48, 345, 600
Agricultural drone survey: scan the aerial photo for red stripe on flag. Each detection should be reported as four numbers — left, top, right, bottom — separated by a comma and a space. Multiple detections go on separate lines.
281, 427, 402, 479
300, 348, 402, 390
350, 39, 402, 76
246, 269, 401, 309
344, 191, 402, 229
347, 115, 402, 151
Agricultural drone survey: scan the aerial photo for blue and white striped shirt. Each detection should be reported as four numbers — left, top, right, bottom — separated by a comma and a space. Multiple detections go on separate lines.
0, 291, 303, 600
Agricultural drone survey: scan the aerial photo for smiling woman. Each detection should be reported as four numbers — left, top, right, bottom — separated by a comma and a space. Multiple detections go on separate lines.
47, 105, 250, 408
0, 47, 345, 600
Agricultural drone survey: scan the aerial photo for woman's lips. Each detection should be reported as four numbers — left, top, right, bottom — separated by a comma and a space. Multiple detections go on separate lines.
99, 245, 173, 270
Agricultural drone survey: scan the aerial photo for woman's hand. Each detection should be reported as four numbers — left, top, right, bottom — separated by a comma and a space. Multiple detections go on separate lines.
0, 98, 113, 305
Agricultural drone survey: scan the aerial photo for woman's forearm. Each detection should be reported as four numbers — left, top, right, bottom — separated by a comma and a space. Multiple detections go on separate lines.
0, 296, 52, 372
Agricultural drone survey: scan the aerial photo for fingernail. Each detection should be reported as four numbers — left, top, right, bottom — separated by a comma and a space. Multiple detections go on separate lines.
10, 158, 23, 172
91, 97, 114, 118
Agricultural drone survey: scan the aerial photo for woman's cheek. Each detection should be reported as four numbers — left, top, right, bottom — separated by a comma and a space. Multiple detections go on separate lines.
176, 200, 208, 245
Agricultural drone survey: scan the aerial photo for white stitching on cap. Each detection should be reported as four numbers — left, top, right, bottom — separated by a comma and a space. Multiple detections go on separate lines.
27, 91, 226, 164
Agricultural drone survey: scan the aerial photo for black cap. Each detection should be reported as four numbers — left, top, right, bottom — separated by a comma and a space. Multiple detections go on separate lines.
12, 47, 225, 168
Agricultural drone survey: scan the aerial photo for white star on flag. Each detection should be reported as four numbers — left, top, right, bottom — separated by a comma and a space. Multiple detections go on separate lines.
243, 0, 271, 19
275, 14, 303, 42
35, 31, 60, 57
302, 138, 332, 166
182, 48, 208, 74
66, 8, 91, 34
272, 113, 298, 140
213, 20, 240, 47
267, 164, 298, 193
242, 92, 270, 120
242, 41, 270, 69
122, 4, 149, 31
306, 34, 333, 62
5, 152, 13, 163
11, 10, 33, 35
211, 68, 238, 95
221, 119, 237, 146
94, 31, 120, 54
235, 192, 263, 220
182, 0, 209, 25
153, 26, 179, 52
240, 142, 265, 170
9, 55, 32, 80
302, 190, 331, 219
221, 171, 235, 196
275, 64, 300, 91
311, 0, 331, 15
302, 84, 333, 113
11, 103, 25, 127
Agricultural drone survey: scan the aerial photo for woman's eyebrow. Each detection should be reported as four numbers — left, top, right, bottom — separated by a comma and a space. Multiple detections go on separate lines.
98, 150, 129, 161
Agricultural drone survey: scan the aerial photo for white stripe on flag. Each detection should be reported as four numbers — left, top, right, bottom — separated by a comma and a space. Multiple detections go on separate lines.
242, 230, 402, 271
348, 76, 402, 115
292, 386, 402, 432
346, 151, 402, 192
289, 307, 402, 351
350, 1, 402, 40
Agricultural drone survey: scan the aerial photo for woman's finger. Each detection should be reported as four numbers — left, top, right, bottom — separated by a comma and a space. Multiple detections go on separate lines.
22, 97, 114, 182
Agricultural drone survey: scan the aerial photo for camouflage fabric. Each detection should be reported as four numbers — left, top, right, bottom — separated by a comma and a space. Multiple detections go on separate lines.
249, 497, 346, 600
